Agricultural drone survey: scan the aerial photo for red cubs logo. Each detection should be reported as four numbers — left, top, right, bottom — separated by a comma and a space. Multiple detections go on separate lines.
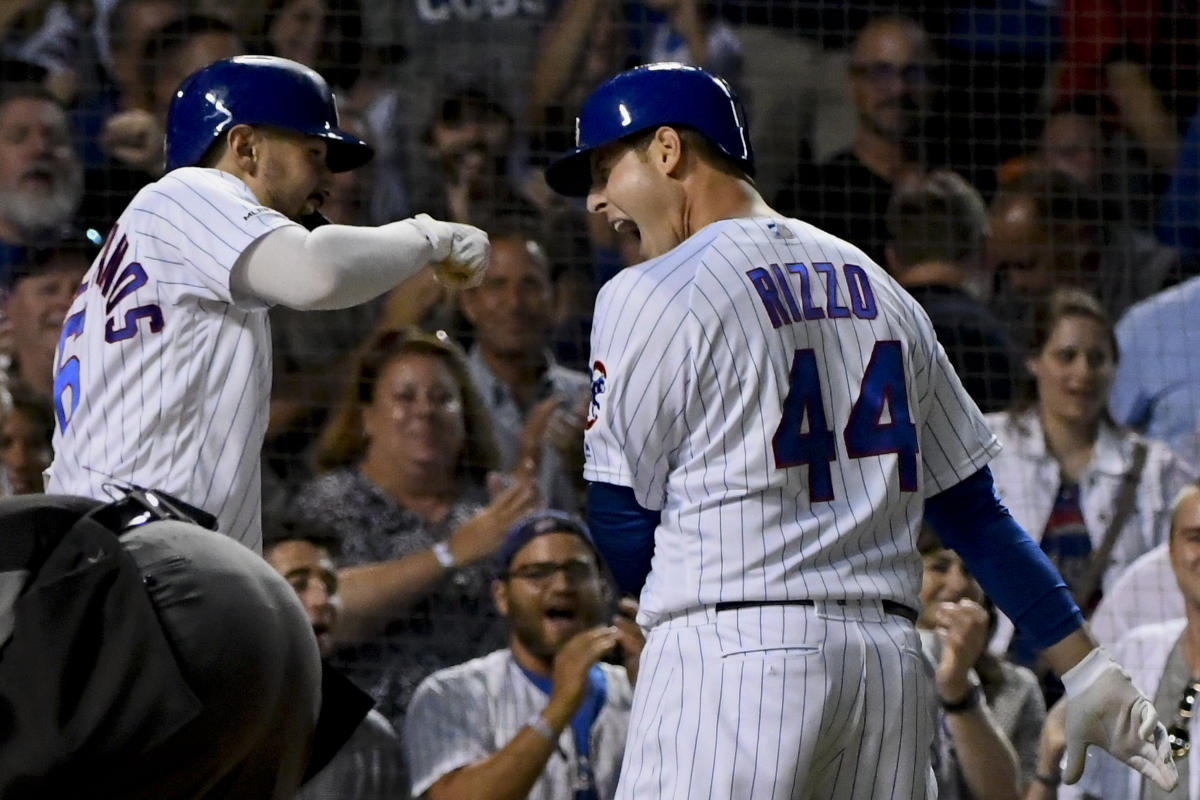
586, 360, 606, 430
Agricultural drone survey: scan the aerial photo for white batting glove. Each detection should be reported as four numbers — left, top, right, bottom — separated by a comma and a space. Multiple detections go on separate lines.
1061, 647, 1177, 791
407, 213, 490, 288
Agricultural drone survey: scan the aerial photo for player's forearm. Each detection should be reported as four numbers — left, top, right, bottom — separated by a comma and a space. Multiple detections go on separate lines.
333, 551, 448, 644
586, 482, 658, 596
943, 703, 1022, 800
924, 468, 1084, 650
1041, 628, 1100, 679
232, 220, 437, 311
426, 720, 562, 800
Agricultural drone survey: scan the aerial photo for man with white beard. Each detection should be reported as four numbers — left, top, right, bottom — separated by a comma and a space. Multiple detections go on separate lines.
0, 82, 84, 277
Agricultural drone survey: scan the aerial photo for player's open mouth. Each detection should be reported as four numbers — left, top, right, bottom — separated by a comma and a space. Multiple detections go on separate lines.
613, 219, 640, 240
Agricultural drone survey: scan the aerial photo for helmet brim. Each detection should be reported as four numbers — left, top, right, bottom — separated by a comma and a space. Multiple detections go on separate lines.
324, 130, 374, 173
545, 146, 594, 198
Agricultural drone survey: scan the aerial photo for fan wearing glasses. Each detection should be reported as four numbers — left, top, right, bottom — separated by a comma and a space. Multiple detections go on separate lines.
1064, 481, 1200, 799
773, 14, 938, 267
403, 510, 643, 800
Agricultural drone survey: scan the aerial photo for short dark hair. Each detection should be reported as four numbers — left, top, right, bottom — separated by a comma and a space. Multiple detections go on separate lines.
0, 76, 57, 115
886, 170, 987, 268
627, 125, 752, 183
262, 515, 342, 559
7, 235, 95, 291
140, 13, 241, 104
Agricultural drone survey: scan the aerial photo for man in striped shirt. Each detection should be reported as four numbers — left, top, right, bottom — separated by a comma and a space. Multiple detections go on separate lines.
405, 510, 641, 800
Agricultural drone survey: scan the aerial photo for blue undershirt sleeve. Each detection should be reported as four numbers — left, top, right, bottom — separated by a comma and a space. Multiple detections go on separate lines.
923, 466, 1084, 651
586, 482, 660, 597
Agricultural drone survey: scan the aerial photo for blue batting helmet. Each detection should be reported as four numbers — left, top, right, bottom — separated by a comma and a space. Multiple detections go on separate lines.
545, 62, 754, 197
164, 55, 373, 173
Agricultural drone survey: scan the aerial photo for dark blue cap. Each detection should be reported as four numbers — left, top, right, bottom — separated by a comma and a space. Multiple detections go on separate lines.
545, 62, 754, 197
495, 509, 597, 576
165, 56, 373, 173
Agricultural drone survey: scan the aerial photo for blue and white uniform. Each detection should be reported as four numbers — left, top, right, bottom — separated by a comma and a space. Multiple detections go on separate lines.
585, 215, 999, 799
48, 168, 297, 551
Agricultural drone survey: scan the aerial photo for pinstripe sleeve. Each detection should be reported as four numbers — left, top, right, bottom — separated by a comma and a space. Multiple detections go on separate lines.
149, 168, 298, 309
916, 320, 1002, 495
583, 265, 694, 511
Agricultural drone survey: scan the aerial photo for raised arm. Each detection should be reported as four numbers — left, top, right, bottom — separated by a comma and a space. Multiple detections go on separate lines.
231, 214, 489, 311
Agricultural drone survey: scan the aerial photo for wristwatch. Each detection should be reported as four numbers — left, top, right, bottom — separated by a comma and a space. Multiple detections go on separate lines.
940, 684, 981, 714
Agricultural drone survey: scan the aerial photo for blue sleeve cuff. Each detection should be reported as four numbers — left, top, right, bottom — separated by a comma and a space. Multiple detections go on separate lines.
924, 467, 1084, 651
586, 482, 659, 597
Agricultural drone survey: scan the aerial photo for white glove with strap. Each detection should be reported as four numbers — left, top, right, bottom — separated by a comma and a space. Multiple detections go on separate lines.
1061, 647, 1177, 791
407, 213, 490, 288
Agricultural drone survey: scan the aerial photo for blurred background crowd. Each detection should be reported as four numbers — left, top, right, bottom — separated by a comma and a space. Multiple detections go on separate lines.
3, 1, 1200, 798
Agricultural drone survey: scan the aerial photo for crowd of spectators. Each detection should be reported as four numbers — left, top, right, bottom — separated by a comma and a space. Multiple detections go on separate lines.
2, 2, 1199, 798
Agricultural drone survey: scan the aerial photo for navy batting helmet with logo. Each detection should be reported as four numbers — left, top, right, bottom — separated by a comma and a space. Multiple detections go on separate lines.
545, 62, 754, 197
164, 55, 373, 173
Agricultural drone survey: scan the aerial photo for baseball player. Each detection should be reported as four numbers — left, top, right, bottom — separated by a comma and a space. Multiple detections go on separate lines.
545, 63, 1177, 799
47, 56, 489, 552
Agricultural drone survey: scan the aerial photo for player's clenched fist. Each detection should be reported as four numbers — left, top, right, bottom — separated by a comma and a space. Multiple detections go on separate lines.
1061, 647, 1177, 791
407, 213, 491, 288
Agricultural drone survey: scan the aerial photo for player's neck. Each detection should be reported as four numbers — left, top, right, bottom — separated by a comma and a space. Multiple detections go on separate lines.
683, 172, 777, 238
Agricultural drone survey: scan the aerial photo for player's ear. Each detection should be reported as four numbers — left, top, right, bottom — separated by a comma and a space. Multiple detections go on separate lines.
649, 126, 683, 176
226, 124, 261, 173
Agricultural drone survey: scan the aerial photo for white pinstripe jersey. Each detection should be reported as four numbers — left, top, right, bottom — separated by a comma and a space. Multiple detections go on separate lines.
584, 217, 1000, 628
48, 168, 298, 552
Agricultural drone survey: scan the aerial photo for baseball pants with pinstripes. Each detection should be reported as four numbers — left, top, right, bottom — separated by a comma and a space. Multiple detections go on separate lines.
616, 600, 936, 800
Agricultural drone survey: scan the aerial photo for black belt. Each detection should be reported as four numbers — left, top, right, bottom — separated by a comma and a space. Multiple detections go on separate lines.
88, 485, 219, 535
714, 598, 918, 624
